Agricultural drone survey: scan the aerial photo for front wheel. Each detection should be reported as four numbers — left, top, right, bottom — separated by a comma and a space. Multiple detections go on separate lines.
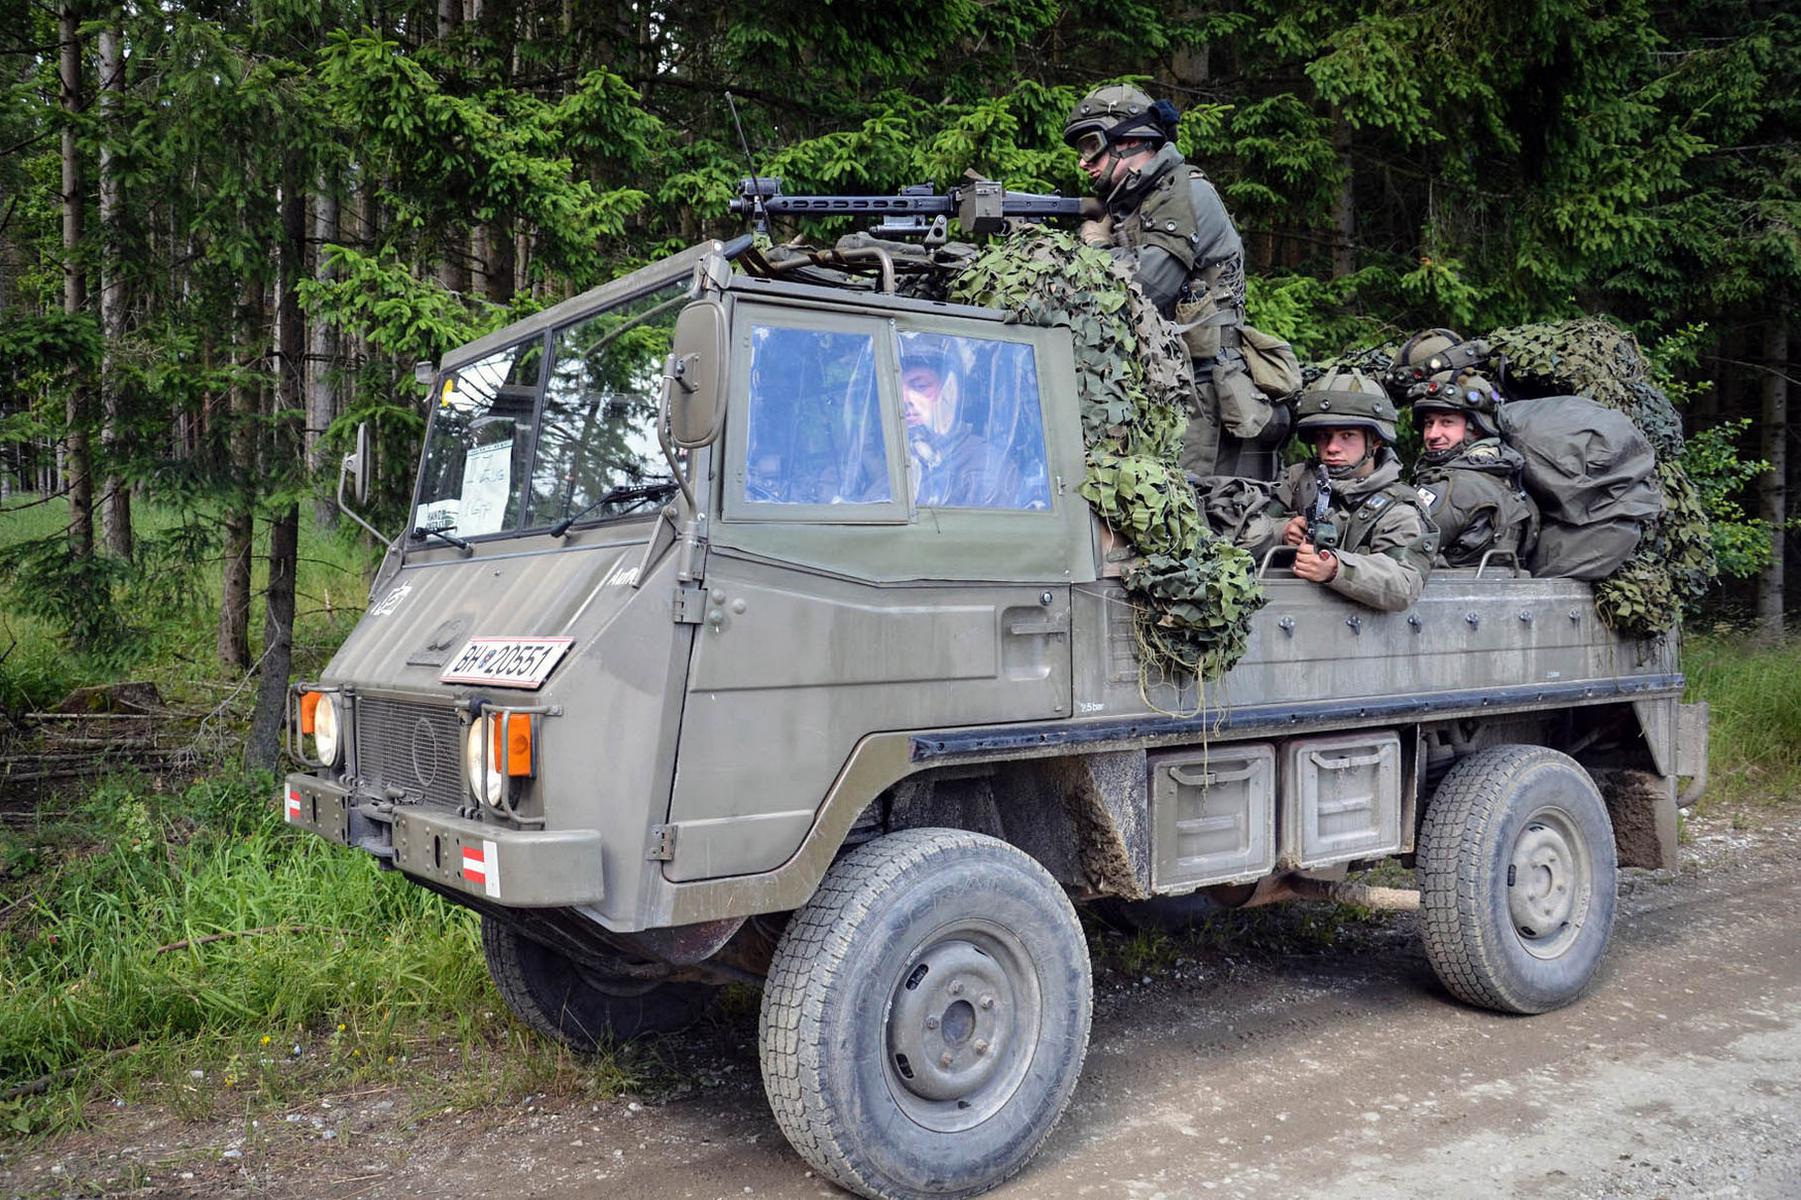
1417, 744, 1618, 1014
759, 829, 1092, 1200
480, 916, 715, 1048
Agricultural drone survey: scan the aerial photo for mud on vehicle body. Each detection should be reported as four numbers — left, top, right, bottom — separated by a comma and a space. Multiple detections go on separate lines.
284, 238, 1710, 1200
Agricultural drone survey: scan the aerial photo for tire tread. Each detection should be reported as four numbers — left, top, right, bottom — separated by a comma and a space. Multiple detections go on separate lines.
1417, 744, 1612, 1014
759, 828, 1089, 1200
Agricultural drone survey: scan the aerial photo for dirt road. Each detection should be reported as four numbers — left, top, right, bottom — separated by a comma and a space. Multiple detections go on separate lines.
6, 813, 1799, 1200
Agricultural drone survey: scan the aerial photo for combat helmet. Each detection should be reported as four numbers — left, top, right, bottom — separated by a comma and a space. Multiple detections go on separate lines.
1063, 84, 1179, 163
1412, 370, 1501, 439
1295, 369, 1399, 444
1382, 328, 1494, 398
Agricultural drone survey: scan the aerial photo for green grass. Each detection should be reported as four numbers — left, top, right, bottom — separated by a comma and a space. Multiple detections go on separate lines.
0, 498, 646, 1139
0, 771, 644, 1138
0, 496, 370, 712
1682, 629, 1801, 808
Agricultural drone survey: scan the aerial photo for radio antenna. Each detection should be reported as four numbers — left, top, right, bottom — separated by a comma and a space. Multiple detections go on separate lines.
725, 91, 768, 233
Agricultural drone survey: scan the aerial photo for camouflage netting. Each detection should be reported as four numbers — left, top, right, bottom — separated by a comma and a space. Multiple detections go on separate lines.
948, 228, 1265, 680
1488, 318, 1715, 637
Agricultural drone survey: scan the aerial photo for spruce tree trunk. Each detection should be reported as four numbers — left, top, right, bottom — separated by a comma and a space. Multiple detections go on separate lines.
434, 0, 467, 296
307, 186, 339, 527
60, 3, 93, 560
246, 169, 308, 769
1331, 110, 1355, 280
217, 279, 261, 669
97, 17, 130, 558
1758, 317, 1790, 641
246, 505, 297, 767
488, 216, 516, 303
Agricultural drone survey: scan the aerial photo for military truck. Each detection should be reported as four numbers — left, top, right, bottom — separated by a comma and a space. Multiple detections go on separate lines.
284, 235, 1709, 1200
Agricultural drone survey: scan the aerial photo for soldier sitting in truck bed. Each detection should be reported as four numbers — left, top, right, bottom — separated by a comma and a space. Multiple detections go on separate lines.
1383, 328, 1537, 570
1409, 371, 1538, 569
1258, 369, 1439, 611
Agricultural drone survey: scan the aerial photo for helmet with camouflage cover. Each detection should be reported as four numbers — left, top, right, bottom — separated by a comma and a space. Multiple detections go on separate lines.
1412, 370, 1501, 439
1063, 84, 1178, 164
1294, 369, 1398, 443
1382, 328, 1494, 398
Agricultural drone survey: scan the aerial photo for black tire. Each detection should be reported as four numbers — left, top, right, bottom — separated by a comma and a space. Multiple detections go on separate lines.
480, 916, 715, 1048
759, 829, 1092, 1200
1417, 744, 1618, 1014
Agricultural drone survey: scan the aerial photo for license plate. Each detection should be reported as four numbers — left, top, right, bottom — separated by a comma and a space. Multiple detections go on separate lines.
439, 636, 575, 689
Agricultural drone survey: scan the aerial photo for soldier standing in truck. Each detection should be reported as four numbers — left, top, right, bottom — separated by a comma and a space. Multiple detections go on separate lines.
1262, 370, 1438, 611
1062, 83, 1288, 480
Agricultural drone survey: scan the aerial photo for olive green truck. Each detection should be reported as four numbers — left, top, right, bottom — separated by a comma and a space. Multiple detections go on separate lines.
284, 238, 1709, 1200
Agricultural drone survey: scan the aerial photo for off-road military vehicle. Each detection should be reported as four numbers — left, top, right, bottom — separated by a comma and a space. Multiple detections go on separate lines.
284, 234, 1709, 1200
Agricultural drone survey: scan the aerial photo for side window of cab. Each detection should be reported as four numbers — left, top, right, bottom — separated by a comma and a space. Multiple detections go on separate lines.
725, 314, 908, 522
895, 330, 1051, 511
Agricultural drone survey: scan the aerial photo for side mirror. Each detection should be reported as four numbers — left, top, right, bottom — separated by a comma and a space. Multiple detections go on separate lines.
341, 421, 371, 506
414, 360, 435, 387
667, 300, 728, 448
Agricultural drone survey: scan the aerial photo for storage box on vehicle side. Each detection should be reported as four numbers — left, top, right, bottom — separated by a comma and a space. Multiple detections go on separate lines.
1282, 730, 1403, 866
1149, 744, 1277, 890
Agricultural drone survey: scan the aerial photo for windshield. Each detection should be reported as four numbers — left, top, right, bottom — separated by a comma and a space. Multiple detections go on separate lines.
412, 282, 687, 540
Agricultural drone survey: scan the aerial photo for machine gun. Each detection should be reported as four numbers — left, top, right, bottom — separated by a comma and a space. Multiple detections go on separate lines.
1308, 464, 1340, 552
730, 175, 1103, 240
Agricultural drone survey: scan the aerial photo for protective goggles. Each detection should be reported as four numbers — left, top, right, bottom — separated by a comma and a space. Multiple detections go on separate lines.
1073, 130, 1111, 164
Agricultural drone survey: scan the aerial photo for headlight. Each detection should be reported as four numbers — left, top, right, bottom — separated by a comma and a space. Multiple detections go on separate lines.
310, 693, 342, 767
465, 716, 508, 807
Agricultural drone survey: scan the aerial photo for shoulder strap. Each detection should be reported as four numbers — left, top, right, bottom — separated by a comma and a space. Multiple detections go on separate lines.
1341, 481, 1430, 553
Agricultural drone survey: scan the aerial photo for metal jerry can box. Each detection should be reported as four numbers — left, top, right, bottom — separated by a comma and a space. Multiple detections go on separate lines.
1150, 731, 1402, 891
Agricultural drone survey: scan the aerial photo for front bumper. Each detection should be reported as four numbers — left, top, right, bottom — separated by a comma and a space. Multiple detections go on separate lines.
282, 774, 605, 907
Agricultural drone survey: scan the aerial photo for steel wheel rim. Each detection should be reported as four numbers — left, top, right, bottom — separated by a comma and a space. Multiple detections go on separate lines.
883, 920, 1041, 1133
1507, 805, 1593, 960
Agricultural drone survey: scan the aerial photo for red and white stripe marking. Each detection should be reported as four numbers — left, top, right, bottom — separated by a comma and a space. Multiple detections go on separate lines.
461, 839, 501, 898
285, 789, 302, 823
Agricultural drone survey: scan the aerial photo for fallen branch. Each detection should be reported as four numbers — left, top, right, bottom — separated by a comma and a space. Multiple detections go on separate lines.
154, 924, 347, 955
0, 1043, 141, 1102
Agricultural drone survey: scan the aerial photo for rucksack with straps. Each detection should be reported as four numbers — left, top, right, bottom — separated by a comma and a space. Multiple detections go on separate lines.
1495, 395, 1662, 580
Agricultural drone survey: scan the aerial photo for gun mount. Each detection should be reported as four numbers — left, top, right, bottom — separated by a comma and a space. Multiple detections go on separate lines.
730, 175, 1102, 240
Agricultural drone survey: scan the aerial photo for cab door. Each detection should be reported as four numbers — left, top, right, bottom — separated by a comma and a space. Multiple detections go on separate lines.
661, 305, 1092, 881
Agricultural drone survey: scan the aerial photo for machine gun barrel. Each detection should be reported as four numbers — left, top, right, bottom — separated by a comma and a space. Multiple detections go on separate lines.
730, 176, 1100, 236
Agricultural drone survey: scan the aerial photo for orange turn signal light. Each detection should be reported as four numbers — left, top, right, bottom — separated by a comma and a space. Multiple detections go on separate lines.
299, 691, 321, 734
490, 713, 534, 777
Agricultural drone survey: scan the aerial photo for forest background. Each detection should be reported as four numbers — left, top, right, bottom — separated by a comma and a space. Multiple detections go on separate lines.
0, 0, 1796, 1141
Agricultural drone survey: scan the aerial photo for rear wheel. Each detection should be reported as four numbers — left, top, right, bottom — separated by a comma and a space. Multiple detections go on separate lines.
1417, 744, 1617, 1014
759, 829, 1092, 1200
480, 916, 715, 1048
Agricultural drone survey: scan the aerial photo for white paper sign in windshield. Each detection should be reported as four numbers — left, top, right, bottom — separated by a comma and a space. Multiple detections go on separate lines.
458, 439, 513, 536
439, 636, 574, 689
413, 498, 459, 532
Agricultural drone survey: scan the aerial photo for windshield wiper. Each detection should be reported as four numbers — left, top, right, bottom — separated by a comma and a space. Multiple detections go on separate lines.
409, 525, 474, 556
548, 480, 679, 538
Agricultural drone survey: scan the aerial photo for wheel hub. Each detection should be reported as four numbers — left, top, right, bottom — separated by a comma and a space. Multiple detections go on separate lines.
1507, 812, 1591, 959
887, 940, 1012, 1104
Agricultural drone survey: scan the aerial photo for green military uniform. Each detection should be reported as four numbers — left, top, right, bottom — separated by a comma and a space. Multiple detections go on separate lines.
1064, 86, 1283, 480
1412, 437, 1538, 568
1386, 354, 1539, 570
1265, 451, 1438, 611
1250, 370, 1437, 612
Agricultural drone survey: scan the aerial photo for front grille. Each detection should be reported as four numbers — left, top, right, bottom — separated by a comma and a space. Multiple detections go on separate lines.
353, 696, 464, 808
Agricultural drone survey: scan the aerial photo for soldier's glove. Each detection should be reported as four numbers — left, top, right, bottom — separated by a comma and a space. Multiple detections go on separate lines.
1079, 215, 1114, 247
